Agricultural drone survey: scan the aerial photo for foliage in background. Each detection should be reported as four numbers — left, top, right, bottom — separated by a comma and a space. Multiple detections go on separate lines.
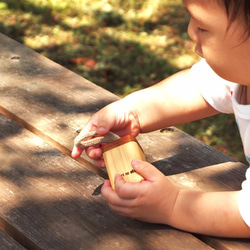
0, 0, 246, 163
0, 0, 197, 94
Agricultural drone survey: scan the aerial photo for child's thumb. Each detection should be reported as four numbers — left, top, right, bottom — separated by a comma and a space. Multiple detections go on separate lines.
131, 159, 162, 181
96, 108, 116, 135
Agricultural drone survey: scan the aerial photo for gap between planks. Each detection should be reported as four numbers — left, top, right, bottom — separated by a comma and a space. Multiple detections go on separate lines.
0, 105, 108, 180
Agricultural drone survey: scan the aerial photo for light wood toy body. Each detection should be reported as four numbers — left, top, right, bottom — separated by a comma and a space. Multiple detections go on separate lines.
102, 135, 145, 190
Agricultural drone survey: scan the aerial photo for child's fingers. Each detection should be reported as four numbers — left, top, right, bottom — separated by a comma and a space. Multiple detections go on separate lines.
113, 161, 163, 200
101, 179, 132, 207
93, 158, 106, 168
113, 176, 144, 201
131, 159, 163, 181
71, 146, 84, 158
85, 145, 103, 159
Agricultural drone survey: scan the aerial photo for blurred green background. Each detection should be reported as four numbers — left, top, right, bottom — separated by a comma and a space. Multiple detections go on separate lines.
0, 0, 246, 163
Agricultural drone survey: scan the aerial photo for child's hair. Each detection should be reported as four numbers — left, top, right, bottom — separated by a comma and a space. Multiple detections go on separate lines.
221, 0, 250, 36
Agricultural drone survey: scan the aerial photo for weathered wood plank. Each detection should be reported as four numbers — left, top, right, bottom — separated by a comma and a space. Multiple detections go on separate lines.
0, 114, 213, 250
197, 235, 250, 250
0, 33, 233, 178
0, 228, 26, 250
0, 33, 249, 248
0, 32, 118, 178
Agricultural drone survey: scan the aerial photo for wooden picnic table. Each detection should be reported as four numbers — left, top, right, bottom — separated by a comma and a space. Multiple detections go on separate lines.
0, 32, 249, 249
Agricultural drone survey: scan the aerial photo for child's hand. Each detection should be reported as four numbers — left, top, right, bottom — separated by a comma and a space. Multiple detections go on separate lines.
71, 100, 141, 167
101, 159, 180, 224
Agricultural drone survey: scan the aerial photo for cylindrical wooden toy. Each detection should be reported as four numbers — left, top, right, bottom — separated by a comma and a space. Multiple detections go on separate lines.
102, 135, 145, 190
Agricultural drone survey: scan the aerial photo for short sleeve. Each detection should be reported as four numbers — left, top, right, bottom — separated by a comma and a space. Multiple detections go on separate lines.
190, 59, 237, 114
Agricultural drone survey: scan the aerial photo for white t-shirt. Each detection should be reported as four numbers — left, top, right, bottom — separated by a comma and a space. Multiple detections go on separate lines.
191, 59, 250, 227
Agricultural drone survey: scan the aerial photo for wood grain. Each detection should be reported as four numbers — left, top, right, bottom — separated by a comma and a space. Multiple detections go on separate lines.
0, 114, 213, 249
0, 228, 26, 250
0, 33, 249, 249
103, 135, 145, 189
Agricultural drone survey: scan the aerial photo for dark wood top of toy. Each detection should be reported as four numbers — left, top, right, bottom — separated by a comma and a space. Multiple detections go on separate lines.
0, 33, 249, 249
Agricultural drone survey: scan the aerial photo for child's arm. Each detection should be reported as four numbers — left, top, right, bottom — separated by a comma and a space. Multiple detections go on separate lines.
72, 68, 250, 237
72, 69, 218, 160
102, 160, 250, 238
172, 189, 249, 237
121, 68, 219, 132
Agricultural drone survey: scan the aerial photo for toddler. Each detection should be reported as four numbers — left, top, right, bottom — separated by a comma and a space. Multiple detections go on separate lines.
72, 0, 250, 237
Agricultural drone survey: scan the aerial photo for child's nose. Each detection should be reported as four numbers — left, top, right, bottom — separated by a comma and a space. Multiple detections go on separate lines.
187, 19, 199, 43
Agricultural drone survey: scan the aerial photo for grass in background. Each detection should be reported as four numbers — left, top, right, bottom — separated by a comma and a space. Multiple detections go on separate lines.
0, 0, 246, 163
0, 0, 198, 94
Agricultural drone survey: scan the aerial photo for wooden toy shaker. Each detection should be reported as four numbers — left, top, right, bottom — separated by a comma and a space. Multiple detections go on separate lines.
74, 131, 145, 189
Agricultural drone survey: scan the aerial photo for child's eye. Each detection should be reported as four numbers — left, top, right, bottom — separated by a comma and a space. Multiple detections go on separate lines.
198, 27, 207, 32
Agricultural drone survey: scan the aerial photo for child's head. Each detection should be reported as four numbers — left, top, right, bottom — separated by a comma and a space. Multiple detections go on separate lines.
183, 0, 250, 85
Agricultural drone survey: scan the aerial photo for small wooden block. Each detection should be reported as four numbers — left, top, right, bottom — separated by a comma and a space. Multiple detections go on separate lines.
102, 135, 145, 189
